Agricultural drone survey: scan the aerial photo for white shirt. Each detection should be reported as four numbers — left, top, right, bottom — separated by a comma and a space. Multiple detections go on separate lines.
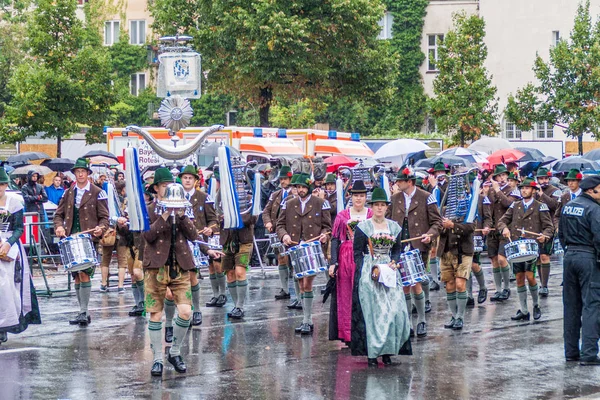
403, 187, 417, 212
570, 189, 582, 200
522, 198, 534, 209
300, 195, 312, 213
184, 188, 195, 201
75, 182, 91, 208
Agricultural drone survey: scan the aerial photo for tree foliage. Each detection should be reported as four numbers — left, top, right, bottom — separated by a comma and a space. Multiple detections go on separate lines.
506, 0, 600, 154
429, 12, 498, 146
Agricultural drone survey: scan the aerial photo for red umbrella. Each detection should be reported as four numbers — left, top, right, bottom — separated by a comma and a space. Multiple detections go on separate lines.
324, 155, 358, 172
487, 149, 525, 165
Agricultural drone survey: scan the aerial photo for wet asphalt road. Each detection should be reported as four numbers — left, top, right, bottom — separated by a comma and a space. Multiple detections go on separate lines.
2, 254, 600, 400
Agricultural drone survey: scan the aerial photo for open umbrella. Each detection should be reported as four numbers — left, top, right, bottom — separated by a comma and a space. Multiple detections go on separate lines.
374, 139, 431, 166
41, 158, 76, 172
514, 147, 547, 162
10, 164, 53, 178
403, 150, 428, 166
324, 155, 358, 172
438, 147, 488, 164
6, 152, 50, 164
82, 150, 119, 162
552, 157, 600, 173
583, 148, 600, 162
415, 155, 468, 169
487, 149, 525, 165
468, 137, 513, 155
198, 142, 242, 159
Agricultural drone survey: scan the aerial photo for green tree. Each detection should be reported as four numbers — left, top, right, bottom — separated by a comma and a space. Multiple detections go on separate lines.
429, 12, 498, 146
506, 0, 599, 155
3, 0, 116, 153
150, 0, 394, 127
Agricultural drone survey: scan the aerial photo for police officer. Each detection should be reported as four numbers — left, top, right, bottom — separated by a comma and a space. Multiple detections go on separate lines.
559, 175, 600, 365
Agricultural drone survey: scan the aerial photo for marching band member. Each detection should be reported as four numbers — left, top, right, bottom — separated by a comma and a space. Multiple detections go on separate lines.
263, 165, 293, 301
328, 180, 372, 344
0, 167, 41, 344
426, 162, 451, 293
350, 187, 412, 366
99, 181, 128, 294
487, 165, 521, 302
324, 174, 339, 224
204, 170, 227, 308
277, 173, 331, 335
286, 173, 304, 310
386, 166, 442, 338
498, 178, 554, 321
554, 168, 583, 228
534, 167, 562, 297
54, 158, 109, 326
468, 181, 493, 305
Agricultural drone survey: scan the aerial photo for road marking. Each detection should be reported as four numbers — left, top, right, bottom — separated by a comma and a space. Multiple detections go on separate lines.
0, 347, 42, 355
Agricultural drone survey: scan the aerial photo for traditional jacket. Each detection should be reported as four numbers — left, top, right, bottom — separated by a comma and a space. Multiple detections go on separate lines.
436, 220, 475, 257
497, 199, 554, 241
276, 195, 332, 244
187, 189, 218, 238
53, 183, 109, 241
489, 184, 521, 228
554, 190, 581, 229
262, 187, 292, 228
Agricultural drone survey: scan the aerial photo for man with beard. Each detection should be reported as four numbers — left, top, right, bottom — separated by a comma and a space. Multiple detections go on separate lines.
277, 173, 331, 334
499, 178, 554, 321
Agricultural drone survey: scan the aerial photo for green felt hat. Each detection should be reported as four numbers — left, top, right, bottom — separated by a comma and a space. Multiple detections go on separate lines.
518, 177, 538, 188
416, 177, 427, 189
278, 165, 293, 180
565, 168, 583, 181
0, 167, 9, 184
180, 165, 199, 180
536, 167, 552, 178
71, 158, 93, 174
507, 171, 520, 182
294, 173, 312, 188
368, 187, 390, 204
291, 173, 301, 185
395, 165, 416, 181
433, 161, 450, 173
492, 164, 509, 177
152, 167, 174, 188
325, 174, 337, 184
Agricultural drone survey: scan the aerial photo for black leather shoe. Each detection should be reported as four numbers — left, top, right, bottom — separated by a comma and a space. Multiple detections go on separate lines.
490, 291, 503, 302
452, 318, 464, 330
425, 300, 432, 314
412, 304, 417, 314
477, 288, 488, 304
300, 323, 313, 335
533, 305, 542, 320
540, 287, 549, 298
275, 289, 291, 300
227, 307, 237, 317
416, 322, 427, 337
382, 355, 392, 365
151, 361, 163, 377
69, 313, 83, 325
444, 317, 456, 329
429, 281, 441, 291
216, 294, 227, 307
165, 326, 174, 343
580, 357, 600, 366
230, 308, 244, 319
294, 323, 304, 333
466, 297, 475, 307
0, 331, 7, 343
368, 358, 378, 367
566, 356, 580, 362
511, 310, 530, 321
192, 311, 203, 326
287, 299, 303, 310
167, 352, 187, 373
499, 288, 511, 301
128, 305, 140, 316
206, 297, 219, 307
77, 313, 89, 327
410, 328, 415, 337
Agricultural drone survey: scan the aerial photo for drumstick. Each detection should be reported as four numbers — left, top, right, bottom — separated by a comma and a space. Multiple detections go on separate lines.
519, 228, 551, 239
475, 228, 496, 232
306, 232, 331, 243
400, 234, 432, 244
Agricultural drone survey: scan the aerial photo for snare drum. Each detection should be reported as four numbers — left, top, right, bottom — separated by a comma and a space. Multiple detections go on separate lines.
553, 236, 564, 255
398, 249, 428, 287
189, 241, 209, 272
504, 239, 539, 263
59, 234, 99, 272
473, 236, 484, 253
267, 233, 285, 254
286, 241, 328, 279
208, 234, 220, 248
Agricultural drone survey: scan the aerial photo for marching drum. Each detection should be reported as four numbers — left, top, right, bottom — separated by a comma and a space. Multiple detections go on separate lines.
189, 241, 209, 271
208, 234, 220, 248
286, 241, 328, 279
473, 236, 484, 253
398, 249, 428, 287
553, 236, 564, 255
59, 234, 99, 273
504, 239, 539, 264
267, 233, 285, 254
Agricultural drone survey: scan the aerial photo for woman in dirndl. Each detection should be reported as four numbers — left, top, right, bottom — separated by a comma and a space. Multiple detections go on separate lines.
328, 180, 372, 344
0, 167, 41, 344
350, 187, 411, 366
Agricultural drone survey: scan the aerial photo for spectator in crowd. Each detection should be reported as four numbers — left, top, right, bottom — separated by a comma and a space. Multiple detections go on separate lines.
22, 171, 48, 214
46, 174, 65, 205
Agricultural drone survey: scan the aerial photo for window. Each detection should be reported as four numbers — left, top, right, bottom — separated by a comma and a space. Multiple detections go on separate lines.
504, 121, 522, 139
77, 0, 88, 5
552, 30, 560, 47
427, 117, 437, 134
536, 121, 554, 139
427, 34, 444, 71
130, 20, 146, 45
377, 12, 394, 40
130, 73, 146, 96
104, 21, 120, 46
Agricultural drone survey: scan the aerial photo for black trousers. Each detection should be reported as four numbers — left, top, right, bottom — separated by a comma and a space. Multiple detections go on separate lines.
563, 250, 600, 360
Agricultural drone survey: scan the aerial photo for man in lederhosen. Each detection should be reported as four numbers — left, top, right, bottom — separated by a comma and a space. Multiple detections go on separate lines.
498, 177, 554, 321
386, 166, 442, 338
263, 165, 293, 301
487, 164, 521, 302
54, 158, 109, 326
534, 167, 562, 297
277, 173, 331, 335
469, 178, 493, 305
426, 161, 450, 293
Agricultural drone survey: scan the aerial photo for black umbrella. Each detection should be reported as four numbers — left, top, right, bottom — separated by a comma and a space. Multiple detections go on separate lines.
515, 147, 547, 162
140, 162, 182, 176
6, 151, 50, 164
519, 157, 556, 178
552, 157, 600, 173
404, 150, 428, 166
82, 150, 119, 162
583, 148, 600, 162
198, 142, 241, 158
415, 155, 468, 169
41, 158, 76, 172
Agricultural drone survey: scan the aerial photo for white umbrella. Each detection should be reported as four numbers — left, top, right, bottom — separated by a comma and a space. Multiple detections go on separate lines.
468, 137, 513, 155
438, 147, 488, 164
374, 139, 431, 166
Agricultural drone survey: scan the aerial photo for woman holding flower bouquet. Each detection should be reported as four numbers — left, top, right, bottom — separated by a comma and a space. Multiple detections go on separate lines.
328, 180, 373, 344
0, 167, 41, 344
350, 187, 411, 367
